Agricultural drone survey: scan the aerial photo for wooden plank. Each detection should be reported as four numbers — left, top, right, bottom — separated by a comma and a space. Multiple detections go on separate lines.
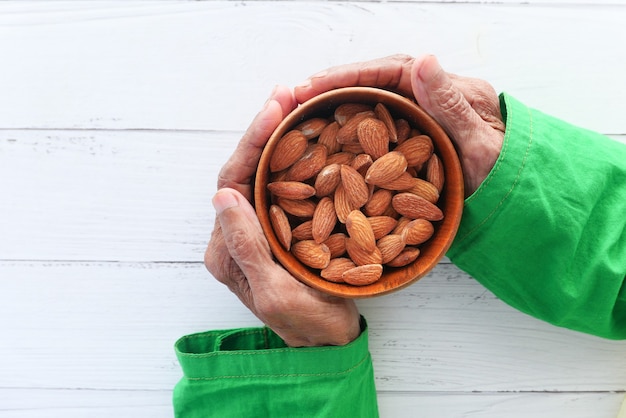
0, 389, 623, 418
0, 130, 231, 262
377, 391, 625, 418
0, 261, 624, 392
0, 389, 171, 418
2, 131, 624, 262
0, 2, 624, 132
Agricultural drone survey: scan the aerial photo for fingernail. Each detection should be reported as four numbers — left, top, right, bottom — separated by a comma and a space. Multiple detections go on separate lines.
262, 85, 280, 109
295, 79, 311, 89
212, 189, 239, 215
311, 70, 328, 79
296, 70, 327, 89
418, 55, 442, 82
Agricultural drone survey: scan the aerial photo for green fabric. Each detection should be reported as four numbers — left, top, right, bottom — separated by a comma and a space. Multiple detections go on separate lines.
173, 318, 378, 417
448, 93, 626, 339
172, 93, 626, 417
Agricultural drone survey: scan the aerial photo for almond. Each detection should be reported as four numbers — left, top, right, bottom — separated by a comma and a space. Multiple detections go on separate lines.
345, 237, 383, 266
334, 183, 357, 224
336, 111, 375, 144
291, 220, 313, 241
426, 153, 445, 193
386, 247, 420, 267
314, 163, 341, 197
320, 257, 355, 283
295, 117, 329, 139
377, 234, 406, 264
312, 196, 337, 244
291, 240, 331, 269
363, 188, 393, 217
277, 197, 317, 218
270, 169, 289, 183
392, 216, 412, 235
342, 264, 383, 286
392, 192, 444, 221
395, 118, 411, 144
323, 233, 347, 258
270, 130, 308, 172
402, 219, 434, 245
341, 142, 365, 154
285, 143, 328, 182
406, 166, 419, 177
357, 117, 389, 160
378, 171, 415, 191
267, 181, 316, 200
345, 210, 376, 252
334, 103, 373, 126
395, 135, 434, 168
350, 153, 373, 176
374, 103, 398, 143
269, 204, 292, 251
317, 121, 342, 154
380, 203, 399, 219
340, 164, 369, 208
367, 215, 398, 240
364, 151, 408, 186
326, 151, 356, 166
406, 178, 440, 203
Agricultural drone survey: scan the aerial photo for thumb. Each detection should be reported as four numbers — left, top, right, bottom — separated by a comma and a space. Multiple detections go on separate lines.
411, 55, 483, 145
212, 188, 276, 283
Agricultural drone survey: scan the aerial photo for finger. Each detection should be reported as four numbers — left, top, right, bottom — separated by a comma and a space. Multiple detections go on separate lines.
212, 188, 278, 296
411, 55, 486, 144
448, 73, 505, 132
294, 54, 415, 103
412, 55, 503, 195
217, 85, 297, 198
205, 220, 248, 295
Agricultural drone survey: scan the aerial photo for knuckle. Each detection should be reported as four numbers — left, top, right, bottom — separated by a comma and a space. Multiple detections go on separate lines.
255, 294, 289, 321
228, 228, 257, 260
388, 53, 413, 63
439, 88, 470, 117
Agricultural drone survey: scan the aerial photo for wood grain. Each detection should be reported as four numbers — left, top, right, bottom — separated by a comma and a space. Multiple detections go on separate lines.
0, 262, 624, 393
2, 1, 625, 417
0, 2, 624, 132
1, 130, 623, 262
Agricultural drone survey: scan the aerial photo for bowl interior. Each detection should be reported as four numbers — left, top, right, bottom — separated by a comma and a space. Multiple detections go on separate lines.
254, 87, 464, 298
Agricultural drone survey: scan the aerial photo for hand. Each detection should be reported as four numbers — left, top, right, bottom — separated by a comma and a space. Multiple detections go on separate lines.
295, 54, 506, 196
204, 86, 361, 347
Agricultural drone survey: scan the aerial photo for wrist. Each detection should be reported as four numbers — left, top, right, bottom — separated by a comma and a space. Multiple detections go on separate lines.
284, 315, 365, 348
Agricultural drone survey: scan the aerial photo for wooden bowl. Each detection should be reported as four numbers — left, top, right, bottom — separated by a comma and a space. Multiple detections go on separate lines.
254, 87, 464, 298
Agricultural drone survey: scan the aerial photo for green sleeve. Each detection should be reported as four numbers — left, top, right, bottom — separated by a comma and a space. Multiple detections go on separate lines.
173, 318, 378, 417
447, 93, 626, 339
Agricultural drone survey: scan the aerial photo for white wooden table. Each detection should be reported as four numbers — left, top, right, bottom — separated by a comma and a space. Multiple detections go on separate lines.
1, 2, 625, 417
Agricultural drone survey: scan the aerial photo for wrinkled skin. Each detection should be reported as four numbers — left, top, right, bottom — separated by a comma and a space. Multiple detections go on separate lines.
205, 54, 505, 347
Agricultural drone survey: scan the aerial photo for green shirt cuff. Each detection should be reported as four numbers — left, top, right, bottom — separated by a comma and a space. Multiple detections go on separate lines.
447, 92, 626, 339
173, 317, 378, 417
174, 318, 370, 380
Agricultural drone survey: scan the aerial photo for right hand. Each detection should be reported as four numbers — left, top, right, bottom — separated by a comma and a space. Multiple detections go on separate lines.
204, 87, 361, 348
295, 54, 506, 196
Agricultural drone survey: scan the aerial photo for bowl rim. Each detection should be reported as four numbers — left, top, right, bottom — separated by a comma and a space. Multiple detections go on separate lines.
254, 86, 464, 298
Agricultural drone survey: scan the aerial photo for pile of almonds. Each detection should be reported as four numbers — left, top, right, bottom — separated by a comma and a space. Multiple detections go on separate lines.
266, 101, 445, 286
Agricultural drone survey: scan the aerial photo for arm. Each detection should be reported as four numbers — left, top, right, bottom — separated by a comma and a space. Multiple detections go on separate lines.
173, 320, 376, 418
174, 55, 506, 418
447, 93, 626, 339
174, 86, 378, 417
298, 54, 626, 339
